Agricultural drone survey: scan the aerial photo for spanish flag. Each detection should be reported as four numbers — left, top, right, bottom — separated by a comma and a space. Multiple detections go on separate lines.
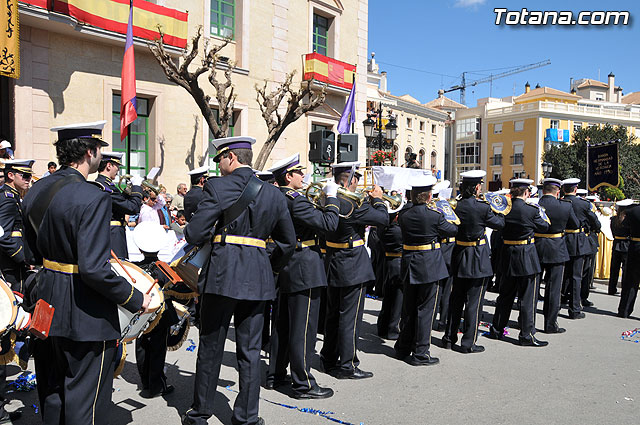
120, 0, 137, 141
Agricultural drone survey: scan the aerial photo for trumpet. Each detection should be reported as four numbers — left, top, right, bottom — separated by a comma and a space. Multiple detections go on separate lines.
358, 186, 404, 213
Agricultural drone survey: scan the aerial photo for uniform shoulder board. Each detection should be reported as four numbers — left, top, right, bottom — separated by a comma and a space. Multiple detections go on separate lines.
590, 202, 597, 213
285, 189, 300, 199
88, 181, 112, 193
3, 191, 14, 198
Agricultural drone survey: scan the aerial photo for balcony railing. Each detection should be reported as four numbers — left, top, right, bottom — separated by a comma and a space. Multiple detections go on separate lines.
490, 155, 502, 166
486, 101, 640, 121
511, 154, 524, 165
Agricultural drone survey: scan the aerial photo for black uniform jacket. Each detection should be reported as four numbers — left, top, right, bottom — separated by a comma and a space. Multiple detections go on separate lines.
0, 184, 26, 274
563, 195, 601, 257
536, 195, 579, 264
624, 205, 640, 260
184, 186, 204, 221
184, 167, 295, 301
399, 204, 457, 285
22, 167, 144, 341
379, 214, 403, 282
451, 197, 505, 279
95, 174, 143, 257
277, 187, 339, 293
325, 196, 388, 287
611, 213, 630, 253
500, 198, 549, 277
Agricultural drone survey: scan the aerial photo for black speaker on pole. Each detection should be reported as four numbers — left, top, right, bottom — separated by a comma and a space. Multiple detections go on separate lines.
308, 129, 335, 164
338, 133, 358, 163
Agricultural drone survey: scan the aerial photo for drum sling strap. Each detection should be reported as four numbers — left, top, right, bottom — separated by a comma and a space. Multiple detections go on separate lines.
216, 176, 264, 235
27, 174, 84, 233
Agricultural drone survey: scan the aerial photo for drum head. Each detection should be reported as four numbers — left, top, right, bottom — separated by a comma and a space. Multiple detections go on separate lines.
110, 260, 164, 311
0, 282, 17, 334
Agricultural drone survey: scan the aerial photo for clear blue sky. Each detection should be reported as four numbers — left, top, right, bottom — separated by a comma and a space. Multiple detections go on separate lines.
368, 0, 640, 106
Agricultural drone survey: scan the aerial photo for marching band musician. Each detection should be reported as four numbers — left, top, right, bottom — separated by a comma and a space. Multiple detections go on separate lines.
443, 170, 504, 353
489, 179, 550, 347
132, 222, 179, 398
182, 136, 295, 425
184, 165, 208, 221
22, 121, 151, 424
320, 162, 388, 380
618, 201, 640, 318
95, 151, 144, 259
535, 178, 579, 334
265, 153, 339, 399
0, 159, 34, 293
376, 199, 403, 341
432, 181, 456, 333
560, 179, 600, 320
0, 159, 34, 424
609, 199, 633, 295
394, 174, 457, 365
581, 194, 600, 307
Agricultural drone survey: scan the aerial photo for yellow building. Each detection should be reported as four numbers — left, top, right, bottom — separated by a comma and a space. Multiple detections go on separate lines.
453, 76, 640, 191
3, 0, 368, 190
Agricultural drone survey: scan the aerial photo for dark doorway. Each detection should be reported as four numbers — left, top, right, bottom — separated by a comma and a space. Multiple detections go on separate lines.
0, 77, 14, 142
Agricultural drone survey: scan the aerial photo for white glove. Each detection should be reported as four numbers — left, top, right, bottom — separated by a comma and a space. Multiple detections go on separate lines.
322, 181, 339, 198
13, 292, 31, 331
130, 175, 144, 186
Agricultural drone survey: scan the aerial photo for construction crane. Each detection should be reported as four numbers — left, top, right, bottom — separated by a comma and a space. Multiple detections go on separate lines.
443, 59, 551, 105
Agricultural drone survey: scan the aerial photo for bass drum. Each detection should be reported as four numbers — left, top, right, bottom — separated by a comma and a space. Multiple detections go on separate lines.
110, 260, 165, 343
0, 281, 17, 334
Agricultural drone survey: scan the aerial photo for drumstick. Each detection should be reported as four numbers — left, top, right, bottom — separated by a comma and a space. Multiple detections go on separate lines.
111, 250, 136, 283
146, 279, 158, 295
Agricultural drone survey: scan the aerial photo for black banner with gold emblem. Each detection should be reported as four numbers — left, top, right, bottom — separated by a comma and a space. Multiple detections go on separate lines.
587, 141, 619, 191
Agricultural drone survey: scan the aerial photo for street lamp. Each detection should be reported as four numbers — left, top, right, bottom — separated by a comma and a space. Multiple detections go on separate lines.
542, 161, 553, 178
362, 102, 397, 151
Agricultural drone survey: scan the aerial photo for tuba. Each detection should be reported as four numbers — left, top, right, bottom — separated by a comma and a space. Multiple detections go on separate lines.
142, 179, 162, 195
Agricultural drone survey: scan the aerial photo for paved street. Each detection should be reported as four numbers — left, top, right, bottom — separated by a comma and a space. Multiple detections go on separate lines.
4, 280, 640, 424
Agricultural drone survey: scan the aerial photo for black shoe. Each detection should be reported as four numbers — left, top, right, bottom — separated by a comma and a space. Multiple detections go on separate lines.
291, 385, 334, 399
265, 375, 290, 390
608, 291, 619, 296
141, 385, 175, 398
569, 312, 586, 319
582, 299, 594, 307
334, 367, 373, 380
408, 355, 440, 366
441, 339, 452, 350
458, 344, 485, 354
486, 326, 504, 340
518, 336, 549, 347
543, 326, 566, 334
0, 408, 21, 424
255, 418, 265, 425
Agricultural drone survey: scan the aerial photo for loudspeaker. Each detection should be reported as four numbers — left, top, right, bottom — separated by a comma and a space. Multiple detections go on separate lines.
308, 130, 335, 164
337, 133, 358, 163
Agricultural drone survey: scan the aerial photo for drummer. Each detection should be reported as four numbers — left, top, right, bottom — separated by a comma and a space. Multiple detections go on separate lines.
21, 121, 152, 424
132, 222, 180, 399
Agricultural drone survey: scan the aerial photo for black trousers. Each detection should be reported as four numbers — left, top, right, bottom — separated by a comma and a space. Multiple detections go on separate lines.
135, 313, 172, 394
0, 363, 5, 405
377, 276, 403, 339
618, 253, 639, 318
320, 283, 366, 373
581, 253, 596, 301
565, 256, 585, 315
434, 276, 453, 330
492, 274, 536, 339
268, 287, 322, 392
540, 263, 565, 330
608, 250, 626, 294
184, 294, 264, 425
444, 277, 484, 348
395, 281, 439, 359
33, 337, 116, 425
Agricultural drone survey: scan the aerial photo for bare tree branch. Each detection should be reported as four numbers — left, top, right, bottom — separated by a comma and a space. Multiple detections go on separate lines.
254, 71, 326, 170
148, 26, 235, 142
